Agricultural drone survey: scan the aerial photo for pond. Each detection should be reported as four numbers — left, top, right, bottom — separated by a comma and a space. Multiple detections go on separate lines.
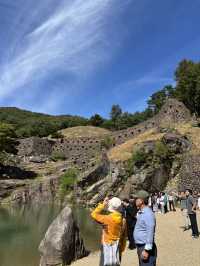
0, 204, 101, 266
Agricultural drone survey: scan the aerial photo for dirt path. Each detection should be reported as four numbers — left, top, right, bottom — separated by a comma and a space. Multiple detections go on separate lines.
73, 211, 200, 266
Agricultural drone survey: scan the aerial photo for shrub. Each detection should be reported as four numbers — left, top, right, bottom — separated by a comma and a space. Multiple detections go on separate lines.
101, 136, 115, 150
154, 141, 171, 161
131, 149, 148, 166
51, 131, 64, 139
50, 151, 66, 162
125, 148, 148, 175
59, 168, 79, 197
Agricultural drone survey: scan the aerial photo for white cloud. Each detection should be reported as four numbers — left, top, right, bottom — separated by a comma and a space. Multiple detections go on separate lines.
0, 0, 126, 101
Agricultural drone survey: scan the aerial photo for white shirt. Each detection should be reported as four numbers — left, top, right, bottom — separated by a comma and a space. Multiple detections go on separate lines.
198, 197, 200, 209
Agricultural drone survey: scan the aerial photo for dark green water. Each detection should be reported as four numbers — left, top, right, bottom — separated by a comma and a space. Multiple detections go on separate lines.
0, 204, 101, 266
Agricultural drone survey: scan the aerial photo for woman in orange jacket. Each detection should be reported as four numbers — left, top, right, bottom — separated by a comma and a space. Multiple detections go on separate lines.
91, 197, 127, 266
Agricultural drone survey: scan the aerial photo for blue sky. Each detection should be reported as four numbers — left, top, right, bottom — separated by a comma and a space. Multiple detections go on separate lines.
0, 0, 200, 118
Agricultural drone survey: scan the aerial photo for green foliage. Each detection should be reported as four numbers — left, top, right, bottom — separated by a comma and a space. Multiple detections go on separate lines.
110, 104, 122, 121
153, 141, 171, 162
59, 168, 79, 197
131, 149, 148, 165
125, 148, 148, 175
0, 123, 17, 154
0, 107, 89, 138
147, 85, 176, 114
89, 114, 105, 127
175, 59, 200, 115
50, 151, 66, 162
0, 123, 18, 164
105, 108, 153, 131
50, 131, 64, 139
101, 136, 115, 149
125, 140, 175, 177
101, 119, 115, 130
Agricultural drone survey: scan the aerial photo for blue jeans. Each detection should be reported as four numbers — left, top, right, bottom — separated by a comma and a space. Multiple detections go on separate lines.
136, 244, 157, 266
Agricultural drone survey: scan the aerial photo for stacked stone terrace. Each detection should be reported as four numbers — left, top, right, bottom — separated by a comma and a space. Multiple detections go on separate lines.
112, 98, 191, 145
18, 137, 53, 156
53, 137, 102, 169
18, 136, 103, 170
17, 99, 191, 169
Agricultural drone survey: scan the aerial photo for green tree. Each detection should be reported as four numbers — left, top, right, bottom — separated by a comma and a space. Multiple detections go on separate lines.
147, 85, 175, 114
0, 123, 18, 164
175, 59, 200, 115
110, 104, 122, 121
0, 123, 17, 153
89, 114, 104, 127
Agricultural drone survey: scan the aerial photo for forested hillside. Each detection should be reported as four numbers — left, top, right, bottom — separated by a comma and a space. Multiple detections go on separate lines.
0, 59, 200, 138
0, 107, 89, 138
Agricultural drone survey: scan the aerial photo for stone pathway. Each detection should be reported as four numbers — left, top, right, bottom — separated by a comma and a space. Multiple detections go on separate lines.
73, 211, 200, 266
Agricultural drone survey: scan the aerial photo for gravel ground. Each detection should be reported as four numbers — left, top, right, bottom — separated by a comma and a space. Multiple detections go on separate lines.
73, 211, 200, 266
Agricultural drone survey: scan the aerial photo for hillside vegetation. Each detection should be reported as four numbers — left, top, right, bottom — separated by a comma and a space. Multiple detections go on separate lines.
0, 107, 88, 138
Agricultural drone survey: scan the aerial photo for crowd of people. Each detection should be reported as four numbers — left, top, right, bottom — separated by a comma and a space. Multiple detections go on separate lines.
148, 189, 200, 238
90, 188, 200, 266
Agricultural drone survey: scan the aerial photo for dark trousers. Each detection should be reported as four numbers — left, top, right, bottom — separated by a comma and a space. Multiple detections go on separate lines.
169, 200, 176, 211
164, 204, 168, 213
127, 218, 136, 249
189, 213, 199, 236
136, 244, 157, 266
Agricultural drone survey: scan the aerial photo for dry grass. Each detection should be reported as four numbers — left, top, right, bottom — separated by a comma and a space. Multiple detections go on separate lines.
59, 126, 111, 138
108, 122, 200, 162
108, 129, 164, 162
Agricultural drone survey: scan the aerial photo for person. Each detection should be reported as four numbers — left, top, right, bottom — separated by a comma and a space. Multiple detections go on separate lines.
134, 190, 157, 266
160, 192, 165, 214
168, 192, 176, 212
91, 197, 127, 266
148, 194, 152, 209
122, 198, 137, 250
186, 189, 199, 238
178, 191, 190, 231
163, 192, 169, 213
152, 193, 158, 213
193, 191, 199, 208
198, 193, 200, 210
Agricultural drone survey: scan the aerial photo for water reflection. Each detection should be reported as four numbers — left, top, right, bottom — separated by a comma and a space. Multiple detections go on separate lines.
0, 204, 101, 266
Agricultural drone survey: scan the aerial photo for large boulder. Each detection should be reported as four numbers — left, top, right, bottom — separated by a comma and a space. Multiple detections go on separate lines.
39, 206, 89, 266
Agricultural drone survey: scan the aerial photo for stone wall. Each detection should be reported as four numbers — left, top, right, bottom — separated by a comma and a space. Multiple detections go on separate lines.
18, 137, 54, 156
179, 154, 200, 191
17, 99, 191, 167
112, 98, 191, 145
53, 137, 102, 166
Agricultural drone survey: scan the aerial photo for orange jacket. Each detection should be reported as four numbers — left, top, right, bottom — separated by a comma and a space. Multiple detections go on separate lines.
91, 203, 126, 252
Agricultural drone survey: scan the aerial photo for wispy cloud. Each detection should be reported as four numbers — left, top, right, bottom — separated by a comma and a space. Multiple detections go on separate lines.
0, 0, 127, 104
114, 74, 173, 95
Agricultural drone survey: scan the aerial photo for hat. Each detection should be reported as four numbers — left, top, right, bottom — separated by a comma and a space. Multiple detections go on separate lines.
134, 190, 149, 200
108, 197, 122, 212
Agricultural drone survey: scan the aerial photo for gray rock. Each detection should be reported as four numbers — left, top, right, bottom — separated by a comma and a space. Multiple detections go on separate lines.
39, 206, 89, 266
10, 176, 59, 204
29, 156, 48, 163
